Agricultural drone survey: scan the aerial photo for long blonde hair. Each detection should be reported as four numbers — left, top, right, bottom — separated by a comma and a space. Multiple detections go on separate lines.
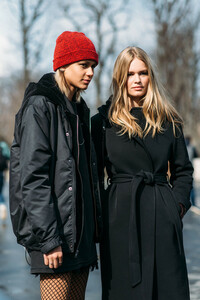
54, 68, 81, 102
109, 47, 182, 138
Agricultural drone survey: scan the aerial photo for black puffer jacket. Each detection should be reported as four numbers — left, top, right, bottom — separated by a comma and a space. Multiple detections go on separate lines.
9, 73, 102, 254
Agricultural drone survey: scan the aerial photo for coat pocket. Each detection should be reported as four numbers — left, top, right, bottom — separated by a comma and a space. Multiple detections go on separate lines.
166, 185, 183, 228
162, 185, 184, 254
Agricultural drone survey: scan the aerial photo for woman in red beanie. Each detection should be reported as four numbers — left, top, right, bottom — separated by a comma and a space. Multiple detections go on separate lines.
9, 31, 102, 299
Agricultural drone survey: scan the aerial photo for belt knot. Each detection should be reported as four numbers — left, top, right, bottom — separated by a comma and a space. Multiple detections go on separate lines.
137, 170, 155, 184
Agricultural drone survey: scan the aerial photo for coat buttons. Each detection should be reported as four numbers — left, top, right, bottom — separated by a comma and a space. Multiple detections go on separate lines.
68, 187, 72, 191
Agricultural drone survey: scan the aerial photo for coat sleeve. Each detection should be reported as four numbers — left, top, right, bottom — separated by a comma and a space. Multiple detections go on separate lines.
20, 98, 62, 253
169, 125, 193, 212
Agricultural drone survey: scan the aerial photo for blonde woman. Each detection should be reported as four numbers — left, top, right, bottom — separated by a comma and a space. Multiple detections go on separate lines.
91, 47, 193, 300
10, 31, 102, 299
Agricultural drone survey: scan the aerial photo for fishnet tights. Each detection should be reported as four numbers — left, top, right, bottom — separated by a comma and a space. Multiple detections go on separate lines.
40, 268, 89, 300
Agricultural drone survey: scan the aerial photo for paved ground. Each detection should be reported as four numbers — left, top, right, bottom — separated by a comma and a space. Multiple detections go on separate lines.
0, 181, 200, 300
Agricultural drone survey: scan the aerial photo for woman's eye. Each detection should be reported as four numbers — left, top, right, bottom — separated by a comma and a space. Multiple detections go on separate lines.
140, 71, 148, 75
80, 63, 88, 68
127, 71, 148, 76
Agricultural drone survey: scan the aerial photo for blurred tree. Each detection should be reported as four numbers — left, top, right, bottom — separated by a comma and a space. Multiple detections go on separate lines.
6, 0, 52, 88
0, 0, 53, 143
151, 0, 200, 137
0, 80, 13, 144
19, 0, 52, 88
0, 74, 29, 144
58, 0, 130, 107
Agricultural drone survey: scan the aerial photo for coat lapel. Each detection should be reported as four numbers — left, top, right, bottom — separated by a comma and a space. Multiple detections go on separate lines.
132, 135, 154, 172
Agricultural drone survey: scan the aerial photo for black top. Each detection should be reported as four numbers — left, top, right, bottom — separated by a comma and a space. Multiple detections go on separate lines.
130, 106, 145, 129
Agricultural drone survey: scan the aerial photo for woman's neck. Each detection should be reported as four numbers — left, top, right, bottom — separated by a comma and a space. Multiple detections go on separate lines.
66, 89, 75, 101
129, 98, 143, 108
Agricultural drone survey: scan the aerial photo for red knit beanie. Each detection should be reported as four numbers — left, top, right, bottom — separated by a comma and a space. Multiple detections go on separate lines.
53, 31, 98, 71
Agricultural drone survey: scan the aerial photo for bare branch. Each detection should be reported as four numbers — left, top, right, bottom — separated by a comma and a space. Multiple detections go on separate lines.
28, 0, 46, 29
150, 0, 200, 139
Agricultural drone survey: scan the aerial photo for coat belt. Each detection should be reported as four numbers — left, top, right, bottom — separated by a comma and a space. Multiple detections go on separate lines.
111, 170, 168, 288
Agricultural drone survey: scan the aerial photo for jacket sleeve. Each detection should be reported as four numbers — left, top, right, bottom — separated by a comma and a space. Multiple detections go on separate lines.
20, 98, 62, 253
169, 125, 193, 212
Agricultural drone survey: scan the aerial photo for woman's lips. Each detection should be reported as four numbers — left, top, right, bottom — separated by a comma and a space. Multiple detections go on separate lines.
133, 86, 143, 90
82, 80, 91, 84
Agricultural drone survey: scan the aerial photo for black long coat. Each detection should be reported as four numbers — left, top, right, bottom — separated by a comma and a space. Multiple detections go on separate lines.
91, 101, 193, 300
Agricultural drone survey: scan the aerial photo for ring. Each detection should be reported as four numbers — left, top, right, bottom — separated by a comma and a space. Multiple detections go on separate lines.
50, 263, 53, 265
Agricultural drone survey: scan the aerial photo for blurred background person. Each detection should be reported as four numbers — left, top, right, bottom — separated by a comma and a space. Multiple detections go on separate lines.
185, 135, 199, 206
0, 140, 10, 221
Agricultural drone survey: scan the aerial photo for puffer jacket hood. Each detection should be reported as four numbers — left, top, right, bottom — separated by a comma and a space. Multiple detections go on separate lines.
18, 73, 65, 122
25, 73, 64, 104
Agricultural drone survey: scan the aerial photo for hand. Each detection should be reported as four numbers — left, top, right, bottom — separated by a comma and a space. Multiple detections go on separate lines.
179, 203, 186, 219
43, 246, 63, 269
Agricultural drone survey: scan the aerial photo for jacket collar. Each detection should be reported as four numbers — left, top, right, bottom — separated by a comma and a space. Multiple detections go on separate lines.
24, 73, 65, 107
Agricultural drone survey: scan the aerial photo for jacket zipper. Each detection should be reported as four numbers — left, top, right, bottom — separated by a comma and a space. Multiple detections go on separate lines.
75, 115, 84, 257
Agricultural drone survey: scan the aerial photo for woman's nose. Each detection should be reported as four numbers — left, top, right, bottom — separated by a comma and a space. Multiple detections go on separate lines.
134, 74, 141, 83
86, 67, 94, 77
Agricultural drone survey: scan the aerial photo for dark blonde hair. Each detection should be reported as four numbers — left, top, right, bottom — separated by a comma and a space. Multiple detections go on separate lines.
54, 68, 81, 102
109, 46, 182, 138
